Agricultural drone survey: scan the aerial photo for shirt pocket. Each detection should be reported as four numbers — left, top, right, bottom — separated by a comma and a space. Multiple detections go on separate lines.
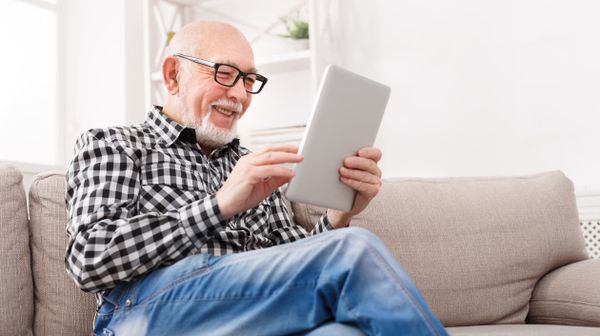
141, 162, 204, 190
139, 162, 206, 213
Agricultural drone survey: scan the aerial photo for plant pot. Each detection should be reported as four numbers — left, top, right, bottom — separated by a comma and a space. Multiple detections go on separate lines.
280, 38, 309, 52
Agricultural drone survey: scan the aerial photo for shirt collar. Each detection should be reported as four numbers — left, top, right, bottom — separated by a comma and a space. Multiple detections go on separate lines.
146, 106, 188, 146
146, 106, 241, 151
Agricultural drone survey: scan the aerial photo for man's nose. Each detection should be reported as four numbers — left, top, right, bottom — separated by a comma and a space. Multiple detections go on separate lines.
227, 76, 248, 102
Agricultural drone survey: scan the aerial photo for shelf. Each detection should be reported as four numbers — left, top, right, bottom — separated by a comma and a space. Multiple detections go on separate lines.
256, 49, 310, 74
163, 0, 215, 5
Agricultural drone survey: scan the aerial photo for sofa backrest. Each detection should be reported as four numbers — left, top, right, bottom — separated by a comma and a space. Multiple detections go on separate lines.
0, 164, 34, 336
293, 171, 589, 327
29, 172, 96, 336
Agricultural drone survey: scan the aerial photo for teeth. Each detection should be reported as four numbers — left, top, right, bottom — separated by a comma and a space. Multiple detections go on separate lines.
214, 106, 234, 116
210, 99, 242, 117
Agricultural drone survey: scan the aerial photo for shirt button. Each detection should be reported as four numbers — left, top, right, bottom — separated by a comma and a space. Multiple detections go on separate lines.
125, 299, 132, 307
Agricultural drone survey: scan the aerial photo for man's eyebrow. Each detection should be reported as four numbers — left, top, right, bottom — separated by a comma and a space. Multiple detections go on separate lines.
222, 60, 258, 73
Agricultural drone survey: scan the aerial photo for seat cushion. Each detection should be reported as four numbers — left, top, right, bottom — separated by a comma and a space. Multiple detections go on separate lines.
29, 172, 96, 336
292, 171, 588, 327
528, 259, 600, 327
447, 324, 600, 336
0, 164, 33, 336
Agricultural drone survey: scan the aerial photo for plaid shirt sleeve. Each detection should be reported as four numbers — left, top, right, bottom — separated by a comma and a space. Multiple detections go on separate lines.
267, 189, 334, 245
312, 213, 335, 234
65, 131, 226, 293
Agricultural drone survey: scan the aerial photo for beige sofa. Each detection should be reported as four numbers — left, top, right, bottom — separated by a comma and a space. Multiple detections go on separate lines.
1, 163, 599, 336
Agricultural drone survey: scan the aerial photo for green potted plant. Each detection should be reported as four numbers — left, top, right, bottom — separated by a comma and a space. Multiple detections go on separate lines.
279, 15, 309, 51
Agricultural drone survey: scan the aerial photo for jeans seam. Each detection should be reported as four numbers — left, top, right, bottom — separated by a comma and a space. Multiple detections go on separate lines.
133, 281, 317, 310
137, 235, 340, 306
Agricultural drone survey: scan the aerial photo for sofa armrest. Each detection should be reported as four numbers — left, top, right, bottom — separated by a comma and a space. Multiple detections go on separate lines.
527, 259, 600, 327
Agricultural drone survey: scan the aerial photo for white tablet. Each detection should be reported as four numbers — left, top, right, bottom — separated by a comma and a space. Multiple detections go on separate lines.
285, 65, 391, 212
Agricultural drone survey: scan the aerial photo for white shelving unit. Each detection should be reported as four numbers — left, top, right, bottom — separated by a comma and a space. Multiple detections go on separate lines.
256, 49, 311, 74
142, 0, 327, 151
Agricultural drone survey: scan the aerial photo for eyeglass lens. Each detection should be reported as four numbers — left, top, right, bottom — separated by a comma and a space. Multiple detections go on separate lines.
215, 64, 264, 93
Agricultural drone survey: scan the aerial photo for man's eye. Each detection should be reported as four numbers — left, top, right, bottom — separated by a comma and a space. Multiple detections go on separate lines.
217, 71, 234, 78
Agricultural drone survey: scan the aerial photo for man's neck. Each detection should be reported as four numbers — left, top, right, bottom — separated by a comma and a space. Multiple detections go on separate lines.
161, 102, 183, 125
200, 145, 214, 157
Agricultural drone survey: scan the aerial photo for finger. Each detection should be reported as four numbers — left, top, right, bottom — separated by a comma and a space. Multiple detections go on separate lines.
343, 156, 382, 177
357, 147, 382, 162
340, 176, 380, 198
256, 144, 299, 155
253, 165, 296, 180
250, 151, 304, 166
339, 167, 381, 185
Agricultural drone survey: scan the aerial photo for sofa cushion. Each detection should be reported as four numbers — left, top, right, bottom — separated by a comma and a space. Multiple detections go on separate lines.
448, 324, 600, 336
0, 164, 33, 336
527, 259, 600, 327
29, 172, 97, 336
292, 171, 588, 327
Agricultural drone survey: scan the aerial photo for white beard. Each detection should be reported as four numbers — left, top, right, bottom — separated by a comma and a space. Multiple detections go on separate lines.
182, 108, 239, 149
196, 110, 238, 148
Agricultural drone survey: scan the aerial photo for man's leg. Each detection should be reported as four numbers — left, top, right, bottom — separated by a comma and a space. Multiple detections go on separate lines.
96, 227, 448, 336
305, 322, 366, 336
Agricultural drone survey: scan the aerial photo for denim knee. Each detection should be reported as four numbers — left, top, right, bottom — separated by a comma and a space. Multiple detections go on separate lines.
335, 227, 385, 249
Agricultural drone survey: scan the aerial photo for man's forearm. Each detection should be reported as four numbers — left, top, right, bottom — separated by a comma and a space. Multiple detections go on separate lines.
66, 194, 225, 293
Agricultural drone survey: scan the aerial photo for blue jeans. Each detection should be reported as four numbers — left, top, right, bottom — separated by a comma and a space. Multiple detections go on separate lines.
94, 227, 448, 336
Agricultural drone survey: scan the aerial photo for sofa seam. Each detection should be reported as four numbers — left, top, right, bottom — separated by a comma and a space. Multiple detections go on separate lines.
530, 299, 600, 308
384, 171, 561, 185
527, 316, 600, 325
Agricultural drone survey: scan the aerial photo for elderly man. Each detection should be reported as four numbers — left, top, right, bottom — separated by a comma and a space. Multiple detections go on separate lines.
65, 21, 447, 336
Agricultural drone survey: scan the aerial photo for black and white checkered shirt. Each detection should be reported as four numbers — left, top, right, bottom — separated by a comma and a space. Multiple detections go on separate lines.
65, 106, 333, 293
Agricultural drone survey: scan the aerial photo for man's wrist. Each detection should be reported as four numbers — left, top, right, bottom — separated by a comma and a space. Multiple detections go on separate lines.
215, 191, 234, 220
326, 209, 353, 229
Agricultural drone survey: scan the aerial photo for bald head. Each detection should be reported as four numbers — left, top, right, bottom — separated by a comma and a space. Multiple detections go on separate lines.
166, 21, 254, 61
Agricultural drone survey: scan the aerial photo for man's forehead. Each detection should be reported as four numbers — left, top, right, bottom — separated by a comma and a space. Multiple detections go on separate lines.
193, 32, 257, 72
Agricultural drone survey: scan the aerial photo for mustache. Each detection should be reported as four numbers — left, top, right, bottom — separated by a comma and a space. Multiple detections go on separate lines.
209, 98, 243, 114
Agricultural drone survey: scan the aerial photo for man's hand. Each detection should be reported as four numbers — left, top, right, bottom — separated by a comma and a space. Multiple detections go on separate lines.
327, 147, 383, 229
216, 144, 303, 219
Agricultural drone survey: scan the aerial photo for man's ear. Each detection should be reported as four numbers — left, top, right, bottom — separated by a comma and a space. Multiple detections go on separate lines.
163, 56, 179, 95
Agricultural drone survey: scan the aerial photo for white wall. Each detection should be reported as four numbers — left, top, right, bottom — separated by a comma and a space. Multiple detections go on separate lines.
0, 1, 59, 166
62, 0, 145, 165
58, 0, 600, 192
317, 0, 600, 191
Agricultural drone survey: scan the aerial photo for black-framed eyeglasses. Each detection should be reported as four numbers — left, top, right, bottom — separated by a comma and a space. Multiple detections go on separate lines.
174, 53, 268, 94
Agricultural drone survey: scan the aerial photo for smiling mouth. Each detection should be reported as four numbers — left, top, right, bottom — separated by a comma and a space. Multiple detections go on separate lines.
210, 99, 243, 118
213, 105, 236, 117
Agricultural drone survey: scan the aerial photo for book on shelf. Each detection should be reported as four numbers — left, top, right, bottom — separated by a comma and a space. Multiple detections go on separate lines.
242, 125, 306, 151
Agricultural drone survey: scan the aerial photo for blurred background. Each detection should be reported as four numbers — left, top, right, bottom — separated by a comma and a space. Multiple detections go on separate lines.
1, 0, 599, 200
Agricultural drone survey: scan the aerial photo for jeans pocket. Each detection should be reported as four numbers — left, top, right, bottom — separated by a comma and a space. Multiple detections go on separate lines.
93, 305, 115, 334
96, 297, 116, 318
93, 287, 125, 333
